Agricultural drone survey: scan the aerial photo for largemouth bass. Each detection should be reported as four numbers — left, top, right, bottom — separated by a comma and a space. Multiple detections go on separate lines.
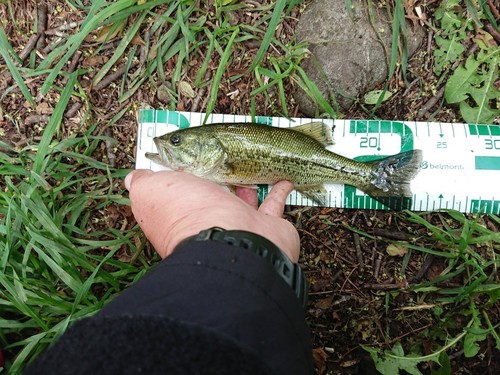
145, 122, 422, 210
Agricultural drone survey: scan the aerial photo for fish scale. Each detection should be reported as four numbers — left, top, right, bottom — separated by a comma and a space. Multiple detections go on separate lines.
194, 125, 373, 186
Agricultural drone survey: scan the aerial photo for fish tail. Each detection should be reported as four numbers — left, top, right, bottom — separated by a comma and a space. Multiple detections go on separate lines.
362, 150, 423, 210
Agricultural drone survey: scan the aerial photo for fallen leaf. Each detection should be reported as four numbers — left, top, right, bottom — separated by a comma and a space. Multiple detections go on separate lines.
36, 101, 53, 115
82, 55, 109, 67
94, 19, 127, 43
386, 243, 409, 257
386, 243, 408, 257
314, 295, 334, 310
131, 34, 146, 46
178, 81, 196, 98
364, 89, 392, 105
312, 347, 328, 374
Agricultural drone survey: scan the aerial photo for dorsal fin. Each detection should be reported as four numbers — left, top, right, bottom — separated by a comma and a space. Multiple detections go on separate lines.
290, 122, 334, 146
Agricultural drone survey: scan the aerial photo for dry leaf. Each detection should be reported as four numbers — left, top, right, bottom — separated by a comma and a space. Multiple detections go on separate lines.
386, 243, 409, 257
131, 34, 145, 46
312, 347, 328, 374
82, 55, 109, 67
36, 101, 53, 115
178, 81, 196, 98
314, 295, 334, 310
94, 19, 127, 43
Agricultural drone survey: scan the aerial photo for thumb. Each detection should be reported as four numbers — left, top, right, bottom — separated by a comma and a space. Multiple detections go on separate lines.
258, 181, 294, 217
124, 169, 154, 190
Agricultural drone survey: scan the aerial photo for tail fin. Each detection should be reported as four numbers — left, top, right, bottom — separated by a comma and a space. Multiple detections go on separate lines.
362, 150, 423, 210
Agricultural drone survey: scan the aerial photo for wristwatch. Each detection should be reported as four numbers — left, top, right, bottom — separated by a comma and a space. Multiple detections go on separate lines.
182, 227, 308, 309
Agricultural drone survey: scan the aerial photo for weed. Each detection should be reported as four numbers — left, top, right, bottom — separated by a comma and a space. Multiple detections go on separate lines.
433, 0, 500, 123
357, 210, 499, 374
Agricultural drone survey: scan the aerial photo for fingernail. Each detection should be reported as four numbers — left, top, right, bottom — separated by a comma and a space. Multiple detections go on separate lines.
124, 172, 134, 190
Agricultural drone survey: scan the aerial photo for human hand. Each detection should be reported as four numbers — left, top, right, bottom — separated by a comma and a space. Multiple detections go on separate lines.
124, 170, 300, 261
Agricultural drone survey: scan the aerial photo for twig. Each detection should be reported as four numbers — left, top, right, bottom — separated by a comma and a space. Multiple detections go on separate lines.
487, 0, 500, 19
68, 50, 82, 74
374, 253, 383, 279
92, 61, 139, 91
191, 70, 212, 112
36, 4, 48, 50
18, 34, 40, 62
424, 29, 433, 71
403, 77, 420, 97
44, 21, 81, 36
24, 114, 50, 126
339, 268, 357, 293
64, 102, 83, 118
43, 37, 63, 55
353, 233, 364, 270
366, 281, 408, 290
417, 86, 444, 119
373, 228, 410, 241
388, 323, 432, 345
411, 254, 434, 283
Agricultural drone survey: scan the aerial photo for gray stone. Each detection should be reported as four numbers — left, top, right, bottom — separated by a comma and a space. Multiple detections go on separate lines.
294, 0, 425, 116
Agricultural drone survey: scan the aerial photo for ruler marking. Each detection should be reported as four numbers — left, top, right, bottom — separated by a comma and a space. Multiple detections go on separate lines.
378, 120, 382, 150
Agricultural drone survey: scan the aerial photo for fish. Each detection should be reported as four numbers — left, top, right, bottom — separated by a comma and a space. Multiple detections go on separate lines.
145, 122, 423, 210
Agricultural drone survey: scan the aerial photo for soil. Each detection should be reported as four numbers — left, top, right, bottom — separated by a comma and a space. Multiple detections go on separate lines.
0, 1, 498, 374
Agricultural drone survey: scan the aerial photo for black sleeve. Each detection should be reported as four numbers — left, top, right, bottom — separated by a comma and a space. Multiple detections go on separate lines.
25, 239, 313, 375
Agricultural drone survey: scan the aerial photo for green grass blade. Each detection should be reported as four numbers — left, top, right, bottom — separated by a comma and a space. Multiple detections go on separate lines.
91, 11, 147, 87
203, 26, 239, 123
247, 0, 287, 73
0, 28, 36, 106
39, 0, 136, 96
32, 71, 78, 175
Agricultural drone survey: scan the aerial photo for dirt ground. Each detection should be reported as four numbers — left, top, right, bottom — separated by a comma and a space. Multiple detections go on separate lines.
0, 1, 498, 374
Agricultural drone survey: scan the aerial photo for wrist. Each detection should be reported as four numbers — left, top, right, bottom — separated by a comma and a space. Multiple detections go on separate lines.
178, 227, 308, 309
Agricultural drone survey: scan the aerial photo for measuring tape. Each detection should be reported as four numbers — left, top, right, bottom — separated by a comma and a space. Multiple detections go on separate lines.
136, 110, 500, 214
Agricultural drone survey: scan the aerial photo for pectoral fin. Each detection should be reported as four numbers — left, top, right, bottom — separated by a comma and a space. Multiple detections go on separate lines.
296, 185, 329, 206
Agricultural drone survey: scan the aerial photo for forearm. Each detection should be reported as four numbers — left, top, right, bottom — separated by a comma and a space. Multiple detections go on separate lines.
100, 238, 313, 374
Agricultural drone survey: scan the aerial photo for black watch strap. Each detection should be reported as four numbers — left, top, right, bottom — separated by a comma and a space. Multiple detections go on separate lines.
182, 227, 308, 309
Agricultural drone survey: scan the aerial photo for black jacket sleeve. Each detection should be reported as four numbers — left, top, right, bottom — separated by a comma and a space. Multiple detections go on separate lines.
25, 239, 313, 375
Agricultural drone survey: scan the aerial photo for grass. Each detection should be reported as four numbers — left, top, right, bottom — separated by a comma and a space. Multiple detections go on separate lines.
0, 0, 499, 374
344, 210, 499, 374
0, 123, 153, 373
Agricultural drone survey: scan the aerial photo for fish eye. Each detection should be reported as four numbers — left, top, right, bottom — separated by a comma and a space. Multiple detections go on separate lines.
170, 134, 182, 146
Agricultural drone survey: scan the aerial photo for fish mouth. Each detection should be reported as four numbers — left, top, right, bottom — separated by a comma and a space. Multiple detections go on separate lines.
150, 137, 177, 167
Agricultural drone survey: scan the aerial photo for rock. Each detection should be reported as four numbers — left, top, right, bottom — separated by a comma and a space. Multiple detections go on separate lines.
294, 0, 425, 116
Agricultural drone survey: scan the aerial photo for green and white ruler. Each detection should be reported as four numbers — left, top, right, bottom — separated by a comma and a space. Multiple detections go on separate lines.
136, 109, 500, 214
